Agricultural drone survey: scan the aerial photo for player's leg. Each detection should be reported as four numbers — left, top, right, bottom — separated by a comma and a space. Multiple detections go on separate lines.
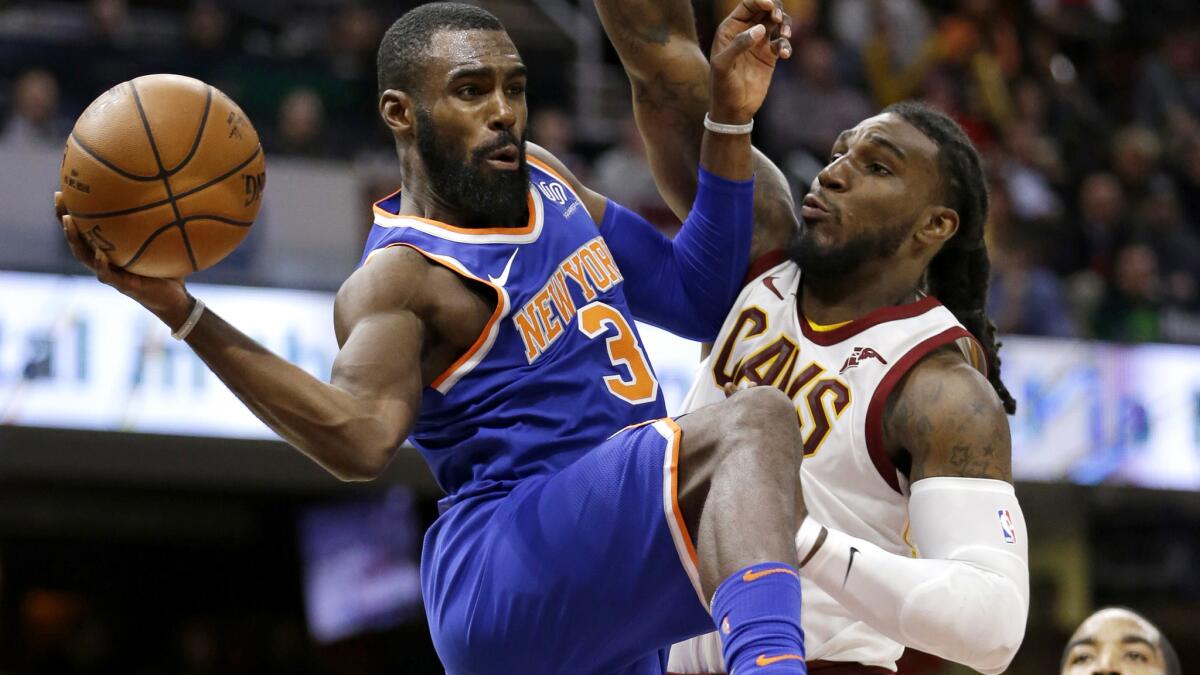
673, 385, 809, 673
421, 419, 714, 675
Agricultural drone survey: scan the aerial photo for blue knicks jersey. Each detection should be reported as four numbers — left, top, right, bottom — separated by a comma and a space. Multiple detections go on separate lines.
358, 158, 668, 502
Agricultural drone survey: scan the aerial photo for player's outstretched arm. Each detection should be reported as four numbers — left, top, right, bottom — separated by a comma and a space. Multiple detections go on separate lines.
526, 7, 786, 341
594, 0, 708, 216
793, 351, 1028, 674
595, 0, 799, 258
56, 193, 423, 482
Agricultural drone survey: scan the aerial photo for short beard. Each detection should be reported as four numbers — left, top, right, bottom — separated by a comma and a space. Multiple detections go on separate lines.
414, 106, 529, 228
789, 218, 909, 281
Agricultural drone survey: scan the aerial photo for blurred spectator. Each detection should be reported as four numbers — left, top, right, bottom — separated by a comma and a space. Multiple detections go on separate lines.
1063, 172, 1129, 278
529, 108, 587, 179
328, 4, 382, 82
269, 88, 337, 159
760, 36, 873, 162
1135, 24, 1200, 139
185, 0, 231, 53
1060, 607, 1180, 675
0, 69, 69, 149
593, 115, 674, 227
1000, 122, 1064, 224
88, 0, 133, 48
831, 0, 931, 74
1135, 183, 1200, 309
1092, 243, 1163, 342
987, 184, 1076, 337
1110, 126, 1170, 203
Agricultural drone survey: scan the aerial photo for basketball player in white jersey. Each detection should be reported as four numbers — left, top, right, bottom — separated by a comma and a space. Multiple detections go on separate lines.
594, 1, 1029, 673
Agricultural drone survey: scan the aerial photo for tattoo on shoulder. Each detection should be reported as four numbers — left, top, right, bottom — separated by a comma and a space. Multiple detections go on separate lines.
886, 357, 1013, 482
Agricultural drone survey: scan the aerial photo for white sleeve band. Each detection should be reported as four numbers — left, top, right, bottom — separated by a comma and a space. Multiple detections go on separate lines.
798, 477, 1029, 675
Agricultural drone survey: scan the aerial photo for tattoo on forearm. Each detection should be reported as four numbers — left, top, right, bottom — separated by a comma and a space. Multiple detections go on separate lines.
602, 0, 695, 52
631, 69, 707, 140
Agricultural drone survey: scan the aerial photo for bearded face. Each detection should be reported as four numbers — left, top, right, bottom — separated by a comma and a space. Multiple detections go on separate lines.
414, 104, 529, 228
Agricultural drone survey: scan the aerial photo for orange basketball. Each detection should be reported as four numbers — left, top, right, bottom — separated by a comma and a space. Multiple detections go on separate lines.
60, 74, 266, 278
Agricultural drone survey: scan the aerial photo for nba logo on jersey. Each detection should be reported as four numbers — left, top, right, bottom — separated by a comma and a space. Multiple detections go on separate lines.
998, 509, 1016, 544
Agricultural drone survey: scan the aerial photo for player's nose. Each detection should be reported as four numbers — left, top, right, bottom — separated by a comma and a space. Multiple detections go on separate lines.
816, 156, 849, 193
487, 90, 516, 131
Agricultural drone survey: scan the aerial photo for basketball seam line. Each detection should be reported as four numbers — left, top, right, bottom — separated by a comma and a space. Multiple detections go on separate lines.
123, 220, 179, 268
122, 214, 255, 268
69, 133, 160, 182
129, 79, 197, 272
67, 146, 262, 220
165, 84, 213, 177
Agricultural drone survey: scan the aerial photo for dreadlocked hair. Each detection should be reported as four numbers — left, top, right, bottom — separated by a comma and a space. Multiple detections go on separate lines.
883, 101, 1017, 414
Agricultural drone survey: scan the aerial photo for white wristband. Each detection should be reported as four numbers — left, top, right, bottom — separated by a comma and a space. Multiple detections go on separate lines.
703, 113, 754, 135
171, 298, 206, 340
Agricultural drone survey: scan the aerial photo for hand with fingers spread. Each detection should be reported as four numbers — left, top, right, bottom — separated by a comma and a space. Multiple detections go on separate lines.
54, 191, 195, 332
709, 0, 792, 126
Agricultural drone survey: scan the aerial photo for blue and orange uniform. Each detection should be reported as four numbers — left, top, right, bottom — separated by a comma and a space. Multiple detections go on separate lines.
359, 157, 754, 674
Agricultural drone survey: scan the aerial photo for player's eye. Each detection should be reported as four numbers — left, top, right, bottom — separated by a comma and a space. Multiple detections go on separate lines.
1069, 652, 1092, 665
506, 83, 525, 96
1126, 651, 1149, 662
869, 163, 892, 176
828, 152, 844, 164
457, 85, 481, 98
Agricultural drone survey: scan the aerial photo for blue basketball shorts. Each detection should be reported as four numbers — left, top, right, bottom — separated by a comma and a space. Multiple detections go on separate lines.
421, 419, 713, 674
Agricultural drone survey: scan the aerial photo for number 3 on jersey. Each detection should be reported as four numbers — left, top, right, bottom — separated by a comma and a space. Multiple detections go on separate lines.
577, 302, 659, 405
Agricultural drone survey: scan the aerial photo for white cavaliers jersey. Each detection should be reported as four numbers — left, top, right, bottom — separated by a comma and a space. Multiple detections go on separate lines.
669, 259, 983, 673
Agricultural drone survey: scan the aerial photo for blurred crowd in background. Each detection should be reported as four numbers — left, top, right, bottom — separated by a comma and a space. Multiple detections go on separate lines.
2, 2, 1199, 673
2, 0, 1199, 344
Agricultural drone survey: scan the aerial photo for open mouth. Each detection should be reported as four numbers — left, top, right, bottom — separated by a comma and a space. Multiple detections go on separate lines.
484, 144, 520, 171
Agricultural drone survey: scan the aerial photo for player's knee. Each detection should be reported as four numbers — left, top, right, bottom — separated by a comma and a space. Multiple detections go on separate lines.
725, 386, 798, 436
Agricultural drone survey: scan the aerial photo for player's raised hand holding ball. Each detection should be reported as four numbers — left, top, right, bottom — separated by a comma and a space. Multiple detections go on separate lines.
55, 74, 264, 332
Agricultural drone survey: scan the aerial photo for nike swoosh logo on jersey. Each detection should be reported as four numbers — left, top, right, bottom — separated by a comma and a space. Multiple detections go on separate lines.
762, 275, 784, 300
742, 567, 797, 582
488, 248, 519, 287
756, 653, 805, 667
842, 546, 860, 588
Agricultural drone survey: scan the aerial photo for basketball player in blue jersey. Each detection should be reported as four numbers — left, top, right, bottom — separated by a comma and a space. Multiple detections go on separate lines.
595, 1, 1030, 674
55, 2, 818, 673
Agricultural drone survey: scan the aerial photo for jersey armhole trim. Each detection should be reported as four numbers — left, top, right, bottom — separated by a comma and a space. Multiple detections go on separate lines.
864, 326, 973, 494
955, 334, 988, 378
370, 242, 511, 395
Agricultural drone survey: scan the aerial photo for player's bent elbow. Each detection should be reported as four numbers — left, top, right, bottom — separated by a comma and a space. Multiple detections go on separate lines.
328, 448, 393, 482
899, 568, 1027, 674
305, 421, 401, 482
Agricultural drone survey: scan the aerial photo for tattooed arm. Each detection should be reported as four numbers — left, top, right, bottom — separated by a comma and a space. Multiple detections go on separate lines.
780, 348, 1027, 674
595, 0, 799, 259
884, 347, 1013, 482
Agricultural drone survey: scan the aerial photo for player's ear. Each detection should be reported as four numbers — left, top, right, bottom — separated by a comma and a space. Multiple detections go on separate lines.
915, 206, 959, 247
379, 89, 416, 138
